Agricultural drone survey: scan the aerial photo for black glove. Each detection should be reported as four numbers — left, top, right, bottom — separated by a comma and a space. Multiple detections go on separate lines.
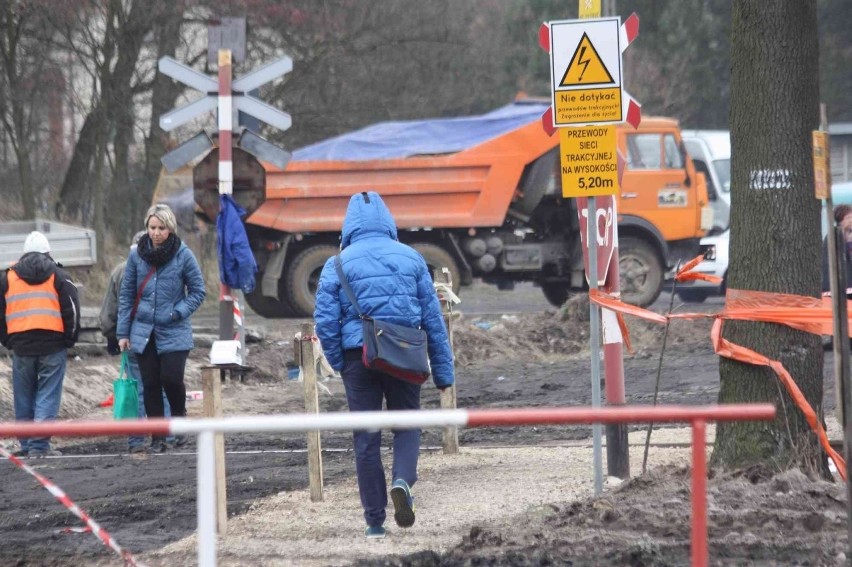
107, 337, 121, 356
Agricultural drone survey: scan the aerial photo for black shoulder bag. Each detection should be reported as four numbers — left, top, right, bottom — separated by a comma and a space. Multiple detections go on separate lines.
334, 255, 430, 384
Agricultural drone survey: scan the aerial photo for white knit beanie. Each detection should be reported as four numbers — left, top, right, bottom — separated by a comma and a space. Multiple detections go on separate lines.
23, 231, 51, 254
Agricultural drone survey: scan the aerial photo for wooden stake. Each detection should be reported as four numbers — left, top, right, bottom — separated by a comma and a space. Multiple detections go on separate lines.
438, 268, 459, 454
300, 323, 324, 501
201, 367, 228, 536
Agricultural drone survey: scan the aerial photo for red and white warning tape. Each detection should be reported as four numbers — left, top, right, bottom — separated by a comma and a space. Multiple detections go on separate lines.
0, 446, 144, 566
233, 296, 243, 329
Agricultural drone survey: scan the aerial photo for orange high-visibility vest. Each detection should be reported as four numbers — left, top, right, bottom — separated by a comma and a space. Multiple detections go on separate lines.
4, 270, 63, 333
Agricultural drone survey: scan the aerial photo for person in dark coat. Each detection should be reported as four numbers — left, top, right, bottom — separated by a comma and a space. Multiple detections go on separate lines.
314, 191, 454, 539
117, 204, 206, 452
822, 204, 852, 294
0, 231, 80, 457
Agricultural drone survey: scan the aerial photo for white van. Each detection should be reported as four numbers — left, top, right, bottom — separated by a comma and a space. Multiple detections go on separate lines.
682, 130, 731, 234
676, 180, 852, 302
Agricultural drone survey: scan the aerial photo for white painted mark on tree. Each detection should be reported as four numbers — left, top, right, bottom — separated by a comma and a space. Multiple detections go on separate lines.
749, 169, 792, 190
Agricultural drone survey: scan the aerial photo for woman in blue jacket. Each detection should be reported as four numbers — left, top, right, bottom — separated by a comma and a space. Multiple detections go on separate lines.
314, 192, 454, 539
117, 204, 206, 452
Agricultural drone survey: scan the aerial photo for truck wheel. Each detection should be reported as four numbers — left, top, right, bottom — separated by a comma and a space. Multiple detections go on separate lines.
244, 288, 294, 318
411, 243, 461, 294
243, 272, 296, 318
542, 283, 570, 307
285, 245, 339, 318
619, 237, 663, 307
677, 288, 709, 303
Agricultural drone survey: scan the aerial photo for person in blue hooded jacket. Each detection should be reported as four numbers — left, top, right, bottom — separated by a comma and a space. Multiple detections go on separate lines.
314, 191, 454, 539
117, 204, 206, 453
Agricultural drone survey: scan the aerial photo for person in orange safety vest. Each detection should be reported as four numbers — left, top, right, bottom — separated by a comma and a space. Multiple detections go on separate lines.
0, 231, 80, 458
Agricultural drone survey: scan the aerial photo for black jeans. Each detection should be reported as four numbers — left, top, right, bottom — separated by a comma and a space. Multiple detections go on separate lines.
137, 334, 189, 439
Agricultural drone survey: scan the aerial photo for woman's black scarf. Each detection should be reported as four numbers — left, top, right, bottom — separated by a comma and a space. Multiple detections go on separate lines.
137, 233, 182, 267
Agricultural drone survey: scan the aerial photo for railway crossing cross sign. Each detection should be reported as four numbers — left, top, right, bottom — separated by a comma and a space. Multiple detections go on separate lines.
158, 56, 293, 134
158, 55, 294, 172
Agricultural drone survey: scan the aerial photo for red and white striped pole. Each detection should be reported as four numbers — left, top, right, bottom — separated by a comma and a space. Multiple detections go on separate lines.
217, 50, 238, 348
602, 199, 629, 479
233, 291, 245, 353
218, 49, 233, 197
604, 9, 640, 479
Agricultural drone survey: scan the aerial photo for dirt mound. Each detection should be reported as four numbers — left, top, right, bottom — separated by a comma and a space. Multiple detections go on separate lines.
453, 310, 589, 366
0, 356, 113, 423
356, 465, 848, 567
453, 296, 715, 366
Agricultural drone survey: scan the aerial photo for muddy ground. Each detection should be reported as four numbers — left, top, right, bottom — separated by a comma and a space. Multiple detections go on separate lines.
0, 284, 847, 566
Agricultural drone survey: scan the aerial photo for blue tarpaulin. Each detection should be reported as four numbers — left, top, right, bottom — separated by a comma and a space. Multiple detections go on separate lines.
292, 102, 549, 162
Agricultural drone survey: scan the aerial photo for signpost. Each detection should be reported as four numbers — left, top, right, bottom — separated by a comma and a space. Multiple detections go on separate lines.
541, 3, 640, 493
815, 104, 852, 557
158, 48, 293, 363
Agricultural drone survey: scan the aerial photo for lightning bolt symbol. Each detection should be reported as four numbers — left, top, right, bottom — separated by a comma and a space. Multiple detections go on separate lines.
577, 46, 590, 82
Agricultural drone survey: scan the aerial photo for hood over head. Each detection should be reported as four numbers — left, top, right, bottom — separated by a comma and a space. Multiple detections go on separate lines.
12, 252, 57, 285
340, 191, 398, 249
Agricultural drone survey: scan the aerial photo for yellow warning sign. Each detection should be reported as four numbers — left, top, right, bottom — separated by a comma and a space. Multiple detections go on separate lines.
549, 18, 623, 126
560, 125, 619, 198
813, 130, 831, 200
560, 33, 614, 87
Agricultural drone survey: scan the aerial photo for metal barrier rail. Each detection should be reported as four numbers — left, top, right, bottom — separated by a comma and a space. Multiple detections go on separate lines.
0, 404, 775, 567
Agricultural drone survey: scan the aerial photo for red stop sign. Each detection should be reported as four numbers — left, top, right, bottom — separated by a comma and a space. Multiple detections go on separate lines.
577, 196, 617, 287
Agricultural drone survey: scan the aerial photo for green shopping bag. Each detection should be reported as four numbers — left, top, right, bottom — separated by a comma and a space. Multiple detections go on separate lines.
113, 352, 139, 420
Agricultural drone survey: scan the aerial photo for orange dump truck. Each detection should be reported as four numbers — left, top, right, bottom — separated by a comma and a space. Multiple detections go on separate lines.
193, 100, 711, 318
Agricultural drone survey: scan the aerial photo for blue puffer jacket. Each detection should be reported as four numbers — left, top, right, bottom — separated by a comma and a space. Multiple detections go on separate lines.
116, 242, 206, 355
314, 192, 454, 388
217, 194, 257, 294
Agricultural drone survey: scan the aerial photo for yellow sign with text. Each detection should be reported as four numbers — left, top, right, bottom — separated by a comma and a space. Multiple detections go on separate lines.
578, 0, 601, 18
560, 125, 619, 197
812, 130, 831, 200
554, 87, 622, 125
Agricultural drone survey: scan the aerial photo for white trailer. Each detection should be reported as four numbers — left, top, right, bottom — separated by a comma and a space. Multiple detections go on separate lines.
0, 219, 97, 268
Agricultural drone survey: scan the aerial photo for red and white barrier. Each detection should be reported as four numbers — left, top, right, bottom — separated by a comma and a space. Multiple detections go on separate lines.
0, 404, 774, 567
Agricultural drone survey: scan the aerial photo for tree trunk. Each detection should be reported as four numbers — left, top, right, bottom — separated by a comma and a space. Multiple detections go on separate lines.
55, 102, 98, 221
16, 145, 34, 218
92, 112, 107, 268
141, 4, 184, 212
105, 0, 150, 241
56, 0, 150, 223
712, 1, 824, 474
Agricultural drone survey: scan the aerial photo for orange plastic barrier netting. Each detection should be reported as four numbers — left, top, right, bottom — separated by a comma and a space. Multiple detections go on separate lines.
589, 260, 849, 479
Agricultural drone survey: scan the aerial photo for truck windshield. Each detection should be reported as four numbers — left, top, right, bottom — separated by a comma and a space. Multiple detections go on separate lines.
714, 159, 731, 192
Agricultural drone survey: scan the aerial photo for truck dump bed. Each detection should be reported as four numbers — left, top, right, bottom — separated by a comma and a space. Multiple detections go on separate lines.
248, 104, 695, 241
241, 102, 546, 232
